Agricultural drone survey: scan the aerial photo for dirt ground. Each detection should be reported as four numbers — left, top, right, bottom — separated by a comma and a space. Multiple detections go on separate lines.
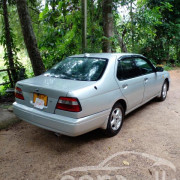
0, 70, 180, 180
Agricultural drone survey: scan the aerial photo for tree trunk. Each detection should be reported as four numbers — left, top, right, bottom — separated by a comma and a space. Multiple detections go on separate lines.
165, 40, 170, 62
90, 0, 94, 51
176, 44, 180, 62
2, 0, 17, 86
81, 0, 87, 53
114, 25, 128, 53
16, 0, 45, 76
102, 0, 114, 52
130, 0, 135, 52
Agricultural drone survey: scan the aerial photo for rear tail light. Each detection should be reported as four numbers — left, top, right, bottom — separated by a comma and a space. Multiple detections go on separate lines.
56, 97, 81, 112
15, 87, 24, 100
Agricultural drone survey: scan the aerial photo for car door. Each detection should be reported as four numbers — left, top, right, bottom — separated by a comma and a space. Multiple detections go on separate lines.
116, 57, 145, 111
134, 57, 159, 101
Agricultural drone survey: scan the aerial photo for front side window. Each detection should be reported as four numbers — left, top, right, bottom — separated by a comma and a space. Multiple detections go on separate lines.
134, 58, 154, 74
44, 57, 108, 81
117, 58, 141, 80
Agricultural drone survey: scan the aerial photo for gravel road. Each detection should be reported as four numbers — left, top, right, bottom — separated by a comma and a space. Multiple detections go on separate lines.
0, 69, 180, 180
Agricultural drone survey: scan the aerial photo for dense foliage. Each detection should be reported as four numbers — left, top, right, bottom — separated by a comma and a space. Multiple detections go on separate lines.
0, 0, 179, 92
39, 0, 82, 68
38, 0, 180, 68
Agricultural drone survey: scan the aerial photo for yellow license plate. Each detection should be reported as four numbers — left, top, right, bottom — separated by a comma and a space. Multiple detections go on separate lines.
33, 93, 48, 106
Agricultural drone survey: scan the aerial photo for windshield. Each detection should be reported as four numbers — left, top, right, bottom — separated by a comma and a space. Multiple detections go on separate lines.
44, 57, 108, 81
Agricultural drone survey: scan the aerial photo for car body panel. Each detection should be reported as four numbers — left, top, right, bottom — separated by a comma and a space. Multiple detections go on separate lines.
143, 73, 161, 101
16, 76, 96, 115
13, 102, 110, 136
116, 76, 145, 111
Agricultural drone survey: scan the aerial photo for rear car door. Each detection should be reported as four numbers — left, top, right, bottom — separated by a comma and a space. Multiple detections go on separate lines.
116, 57, 144, 111
134, 57, 159, 101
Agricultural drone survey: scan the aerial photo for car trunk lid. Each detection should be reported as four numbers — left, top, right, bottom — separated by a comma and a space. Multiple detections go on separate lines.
16, 75, 95, 114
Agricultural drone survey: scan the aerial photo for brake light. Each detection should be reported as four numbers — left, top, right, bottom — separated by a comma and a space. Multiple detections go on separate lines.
56, 97, 81, 112
15, 87, 24, 100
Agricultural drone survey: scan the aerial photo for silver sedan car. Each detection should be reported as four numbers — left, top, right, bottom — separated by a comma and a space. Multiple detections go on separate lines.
13, 53, 170, 137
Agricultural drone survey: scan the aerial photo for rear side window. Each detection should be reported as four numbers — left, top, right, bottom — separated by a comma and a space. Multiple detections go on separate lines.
117, 58, 141, 80
134, 58, 154, 74
44, 57, 108, 81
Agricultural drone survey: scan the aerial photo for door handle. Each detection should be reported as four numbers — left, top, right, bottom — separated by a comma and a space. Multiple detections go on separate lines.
144, 78, 148, 82
122, 84, 128, 89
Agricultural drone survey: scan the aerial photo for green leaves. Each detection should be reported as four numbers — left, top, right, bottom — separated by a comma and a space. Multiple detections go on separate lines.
38, 0, 82, 69
160, 2, 173, 12
1, 0, 179, 72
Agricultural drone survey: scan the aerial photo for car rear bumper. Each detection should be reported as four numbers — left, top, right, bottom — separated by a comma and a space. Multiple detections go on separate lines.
13, 102, 110, 136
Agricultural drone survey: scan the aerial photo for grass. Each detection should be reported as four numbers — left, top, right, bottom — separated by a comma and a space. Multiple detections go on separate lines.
0, 46, 6, 95
0, 86, 5, 96
0, 117, 21, 130
163, 66, 174, 71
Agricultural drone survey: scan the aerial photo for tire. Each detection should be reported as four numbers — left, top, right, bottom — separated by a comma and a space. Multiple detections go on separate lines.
158, 81, 168, 101
105, 103, 124, 137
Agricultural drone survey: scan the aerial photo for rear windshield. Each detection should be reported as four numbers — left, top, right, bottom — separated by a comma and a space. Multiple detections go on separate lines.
44, 57, 108, 81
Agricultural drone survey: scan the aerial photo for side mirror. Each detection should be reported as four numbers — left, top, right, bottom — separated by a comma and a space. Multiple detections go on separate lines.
156, 67, 164, 72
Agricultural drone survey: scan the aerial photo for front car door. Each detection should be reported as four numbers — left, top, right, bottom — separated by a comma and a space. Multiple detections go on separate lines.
116, 57, 144, 112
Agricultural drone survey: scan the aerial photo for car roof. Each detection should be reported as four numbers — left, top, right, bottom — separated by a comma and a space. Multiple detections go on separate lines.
69, 53, 144, 59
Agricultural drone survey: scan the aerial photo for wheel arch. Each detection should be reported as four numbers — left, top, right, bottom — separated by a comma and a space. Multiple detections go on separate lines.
114, 99, 127, 113
101, 98, 127, 130
165, 78, 169, 91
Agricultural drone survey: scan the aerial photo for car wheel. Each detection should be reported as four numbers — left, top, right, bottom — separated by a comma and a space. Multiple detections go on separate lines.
158, 81, 168, 101
105, 103, 124, 137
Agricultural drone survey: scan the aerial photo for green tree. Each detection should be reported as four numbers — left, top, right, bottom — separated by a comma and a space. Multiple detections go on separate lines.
16, 0, 45, 76
0, 0, 19, 86
102, 0, 114, 52
39, 0, 82, 69
142, 0, 180, 63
